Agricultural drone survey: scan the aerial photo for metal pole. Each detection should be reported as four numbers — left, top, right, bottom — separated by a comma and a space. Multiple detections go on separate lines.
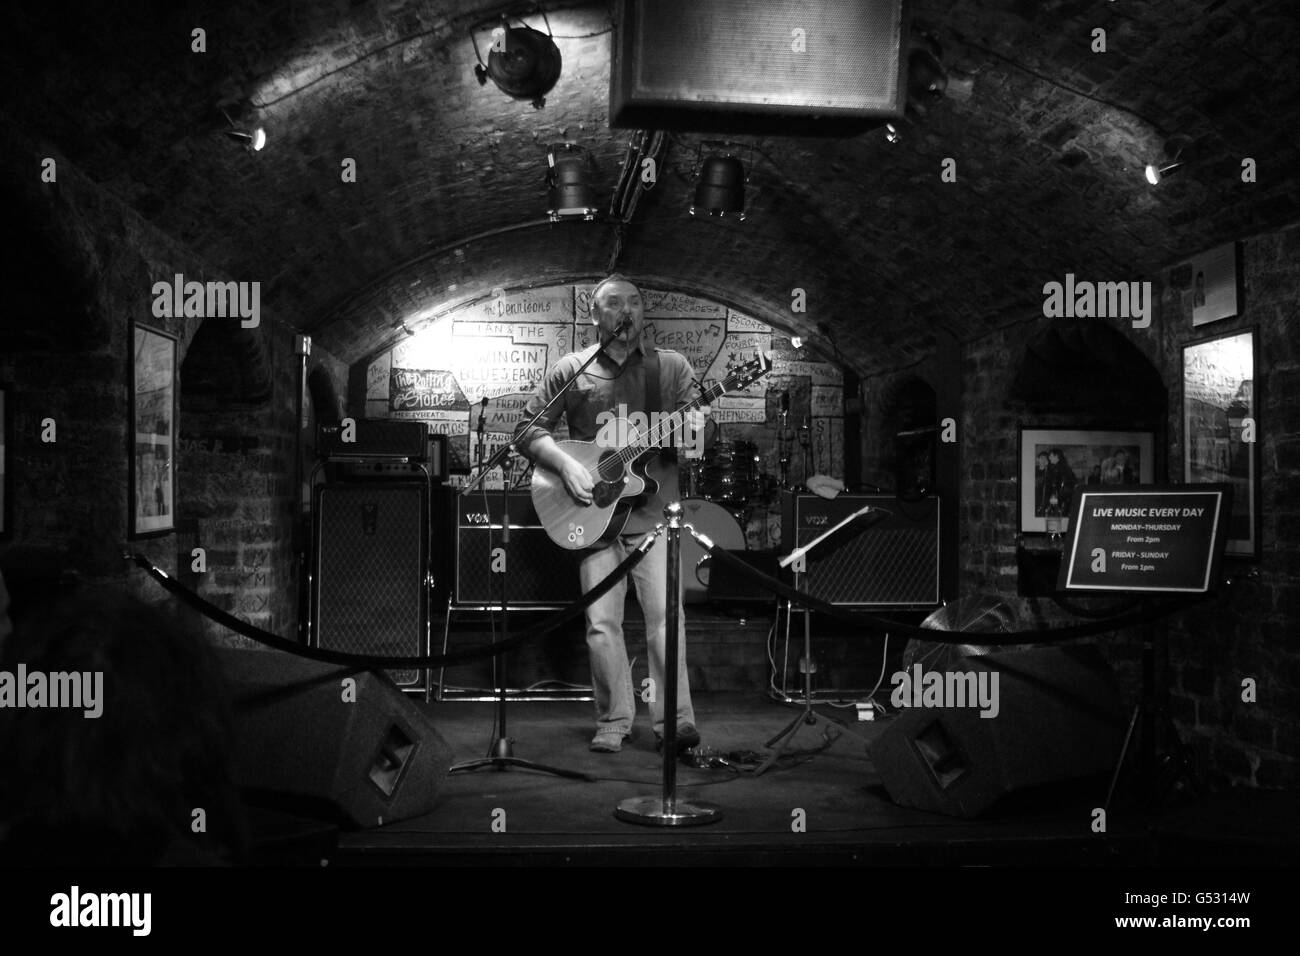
661, 502, 681, 812
614, 503, 721, 827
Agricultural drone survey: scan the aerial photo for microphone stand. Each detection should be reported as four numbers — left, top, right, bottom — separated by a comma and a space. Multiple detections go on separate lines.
450, 320, 632, 780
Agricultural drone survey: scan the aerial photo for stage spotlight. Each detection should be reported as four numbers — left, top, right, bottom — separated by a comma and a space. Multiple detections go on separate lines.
1145, 136, 1189, 186
472, 13, 562, 110
219, 106, 266, 152
547, 144, 598, 221
224, 127, 266, 151
1144, 160, 1184, 185
690, 153, 746, 219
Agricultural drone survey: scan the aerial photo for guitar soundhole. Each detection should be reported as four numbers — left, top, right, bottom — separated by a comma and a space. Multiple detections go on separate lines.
592, 479, 625, 508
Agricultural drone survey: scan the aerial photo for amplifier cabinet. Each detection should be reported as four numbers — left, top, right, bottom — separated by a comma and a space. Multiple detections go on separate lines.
453, 493, 582, 607
311, 482, 429, 688
781, 492, 939, 607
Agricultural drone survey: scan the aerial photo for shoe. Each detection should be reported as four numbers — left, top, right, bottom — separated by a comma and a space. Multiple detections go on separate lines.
590, 730, 629, 753
654, 723, 701, 754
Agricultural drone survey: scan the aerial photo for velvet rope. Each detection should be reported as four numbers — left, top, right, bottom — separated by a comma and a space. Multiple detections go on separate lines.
694, 532, 1210, 645
129, 531, 656, 668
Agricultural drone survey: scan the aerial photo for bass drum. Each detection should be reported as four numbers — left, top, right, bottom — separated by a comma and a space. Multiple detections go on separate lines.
677, 498, 746, 604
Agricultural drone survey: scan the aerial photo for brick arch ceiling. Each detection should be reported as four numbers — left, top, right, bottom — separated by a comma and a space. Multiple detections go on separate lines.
2, 0, 1297, 376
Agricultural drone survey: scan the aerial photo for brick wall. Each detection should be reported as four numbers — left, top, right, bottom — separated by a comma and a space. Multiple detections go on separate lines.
1160, 226, 1300, 788
0, 123, 345, 645
951, 224, 1299, 790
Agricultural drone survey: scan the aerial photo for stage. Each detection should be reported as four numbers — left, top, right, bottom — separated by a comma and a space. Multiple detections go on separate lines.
244, 691, 1294, 869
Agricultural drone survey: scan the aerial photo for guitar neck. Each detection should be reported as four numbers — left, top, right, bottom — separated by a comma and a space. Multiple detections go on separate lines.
619, 381, 727, 465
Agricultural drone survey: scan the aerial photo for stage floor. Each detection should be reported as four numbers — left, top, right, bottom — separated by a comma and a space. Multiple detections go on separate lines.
306, 692, 1294, 868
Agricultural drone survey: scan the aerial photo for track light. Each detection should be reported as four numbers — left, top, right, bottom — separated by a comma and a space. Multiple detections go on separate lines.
471, 10, 562, 110
224, 127, 266, 151
1144, 135, 1189, 186
219, 106, 266, 152
547, 144, 598, 221
690, 142, 748, 219
1144, 161, 1182, 185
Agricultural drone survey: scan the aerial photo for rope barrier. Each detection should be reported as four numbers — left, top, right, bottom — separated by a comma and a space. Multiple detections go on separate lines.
690, 527, 1211, 645
128, 528, 657, 669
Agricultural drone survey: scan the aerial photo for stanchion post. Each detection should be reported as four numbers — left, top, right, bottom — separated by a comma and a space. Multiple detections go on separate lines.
661, 502, 681, 811
614, 502, 722, 827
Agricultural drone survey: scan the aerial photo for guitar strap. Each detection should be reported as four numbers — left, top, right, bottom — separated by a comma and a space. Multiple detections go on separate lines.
642, 347, 670, 463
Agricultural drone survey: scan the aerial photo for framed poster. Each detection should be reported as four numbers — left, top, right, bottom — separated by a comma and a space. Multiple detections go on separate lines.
1190, 241, 1241, 328
1182, 328, 1258, 558
130, 323, 177, 538
1019, 427, 1155, 535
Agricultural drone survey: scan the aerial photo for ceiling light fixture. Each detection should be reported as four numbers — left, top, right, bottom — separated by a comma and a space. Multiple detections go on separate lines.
220, 107, 266, 152
1144, 135, 1190, 186
547, 143, 598, 221
689, 141, 750, 219
471, 8, 562, 110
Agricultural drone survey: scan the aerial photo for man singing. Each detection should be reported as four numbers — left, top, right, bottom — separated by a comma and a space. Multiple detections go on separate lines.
514, 275, 703, 755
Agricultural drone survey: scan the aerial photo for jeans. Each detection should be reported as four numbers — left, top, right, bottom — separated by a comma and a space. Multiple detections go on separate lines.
578, 534, 695, 737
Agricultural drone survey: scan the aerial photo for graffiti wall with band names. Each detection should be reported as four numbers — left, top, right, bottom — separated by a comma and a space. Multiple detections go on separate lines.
362, 285, 844, 534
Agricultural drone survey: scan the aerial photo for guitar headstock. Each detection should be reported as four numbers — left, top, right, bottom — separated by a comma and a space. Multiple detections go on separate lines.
723, 351, 774, 390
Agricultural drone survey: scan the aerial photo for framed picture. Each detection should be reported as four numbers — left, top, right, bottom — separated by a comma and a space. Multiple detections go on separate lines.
130, 323, 177, 538
1183, 328, 1258, 558
1190, 241, 1241, 327
1019, 428, 1156, 534
0, 386, 9, 539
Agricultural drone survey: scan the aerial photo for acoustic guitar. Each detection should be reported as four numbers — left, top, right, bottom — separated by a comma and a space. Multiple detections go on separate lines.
530, 352, 772, 549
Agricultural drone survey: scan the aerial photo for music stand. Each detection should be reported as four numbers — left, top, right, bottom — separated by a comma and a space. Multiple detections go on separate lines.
754, 503, 883, 775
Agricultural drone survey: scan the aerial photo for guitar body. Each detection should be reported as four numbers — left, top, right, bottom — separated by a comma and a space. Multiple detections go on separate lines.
529, 353, 771, 550
531, 435, 668, 549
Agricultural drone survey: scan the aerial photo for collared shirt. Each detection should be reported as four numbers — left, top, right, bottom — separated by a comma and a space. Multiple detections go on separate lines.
515, 339, 696, 534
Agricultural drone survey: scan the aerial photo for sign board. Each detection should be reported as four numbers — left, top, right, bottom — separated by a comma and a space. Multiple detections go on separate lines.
1058, 485, 1232, 593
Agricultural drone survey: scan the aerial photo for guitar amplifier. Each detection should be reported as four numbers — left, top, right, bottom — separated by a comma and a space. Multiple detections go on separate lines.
318, 419, 430, 462
454, 494, 583, 607
781, 492, 939, 607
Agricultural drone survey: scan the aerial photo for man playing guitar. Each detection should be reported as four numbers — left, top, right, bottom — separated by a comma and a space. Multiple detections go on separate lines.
513, 275, 704, 755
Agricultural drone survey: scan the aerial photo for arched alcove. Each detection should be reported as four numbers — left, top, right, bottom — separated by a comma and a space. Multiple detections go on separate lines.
880, 375, 938, 496
1010, 320, 1165, 425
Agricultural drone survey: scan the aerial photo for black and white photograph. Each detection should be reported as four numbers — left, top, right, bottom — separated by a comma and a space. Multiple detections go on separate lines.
0, 0, 1296, 937
129, 323, 177, 538
1020, 428, 1155, 534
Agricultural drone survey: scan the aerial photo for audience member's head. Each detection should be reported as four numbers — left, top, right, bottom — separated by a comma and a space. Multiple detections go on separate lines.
0, 584, 247, 865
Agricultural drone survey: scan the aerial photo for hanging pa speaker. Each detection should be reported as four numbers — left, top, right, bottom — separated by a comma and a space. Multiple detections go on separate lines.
610, 0, 908, 134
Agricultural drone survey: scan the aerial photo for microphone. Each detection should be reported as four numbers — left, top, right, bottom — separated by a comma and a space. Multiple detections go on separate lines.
477, 396, 488, 437
780, 390, 790, 414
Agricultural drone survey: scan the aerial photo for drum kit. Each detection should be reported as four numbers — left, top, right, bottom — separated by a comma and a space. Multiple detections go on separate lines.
678, 415, 798, 602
